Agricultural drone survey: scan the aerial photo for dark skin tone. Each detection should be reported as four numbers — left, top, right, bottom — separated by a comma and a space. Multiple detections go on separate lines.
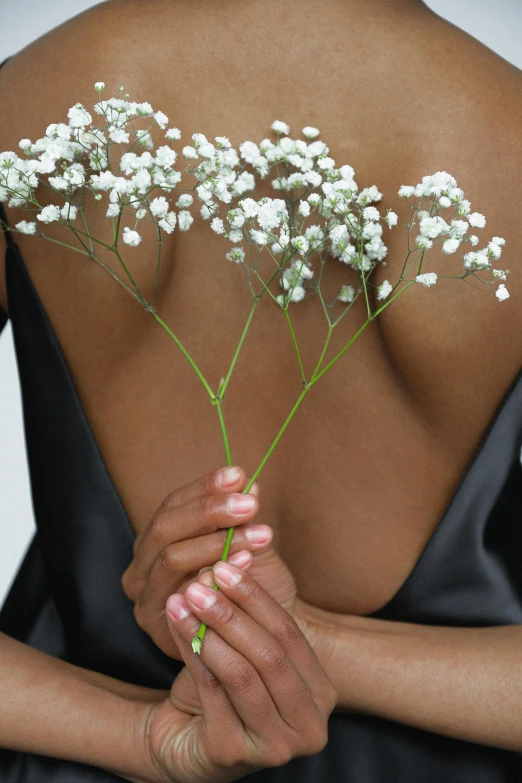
1, 0, 522, 777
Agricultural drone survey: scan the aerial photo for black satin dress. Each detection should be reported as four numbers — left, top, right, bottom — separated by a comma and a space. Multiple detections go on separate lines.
1, 173, 522, 783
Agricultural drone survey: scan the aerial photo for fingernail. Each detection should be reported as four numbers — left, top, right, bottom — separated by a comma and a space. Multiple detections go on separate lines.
228, 550, 251, 568
214, 561, 242, 586
216, 466, 241, 487
187, 582, 217, 610
245, 524, 272, 545
228, 494, 256, 513
166, 593, 192, 621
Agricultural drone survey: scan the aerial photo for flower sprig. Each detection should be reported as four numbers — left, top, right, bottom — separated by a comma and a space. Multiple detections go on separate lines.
0, 83, 510, 653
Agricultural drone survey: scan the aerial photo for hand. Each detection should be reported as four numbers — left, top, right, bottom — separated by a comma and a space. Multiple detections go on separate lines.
121, 465, 269, 660
121, 465, 300, 662
140, 561, 337, 783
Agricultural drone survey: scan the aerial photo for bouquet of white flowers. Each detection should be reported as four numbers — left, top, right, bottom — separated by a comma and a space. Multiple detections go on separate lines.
0, 82, 510, 652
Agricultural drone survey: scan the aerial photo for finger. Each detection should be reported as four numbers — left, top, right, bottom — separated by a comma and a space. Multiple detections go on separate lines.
165, 596, 244, 752
184, 580, 320, 733
167, 593, 282, 743
126, 489, 261, 591
133, 550, 254, 657
161, 466, 258, 511
210, 563, 334, 713
131, 521, 271, 608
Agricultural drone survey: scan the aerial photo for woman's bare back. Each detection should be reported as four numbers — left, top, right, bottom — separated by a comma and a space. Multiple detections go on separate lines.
1, 0, 522, 615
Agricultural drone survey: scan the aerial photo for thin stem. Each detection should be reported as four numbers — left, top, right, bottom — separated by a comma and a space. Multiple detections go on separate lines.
283, 308, 306, 384
219, 299, 259, 399
151, 311, 216, 402
310, 325, 333, 381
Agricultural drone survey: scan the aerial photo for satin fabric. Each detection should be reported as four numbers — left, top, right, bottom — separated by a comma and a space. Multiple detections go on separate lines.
1, 201, 522, 781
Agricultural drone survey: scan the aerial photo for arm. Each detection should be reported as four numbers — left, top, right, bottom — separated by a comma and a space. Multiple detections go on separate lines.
0, 630, 164, 781
299, 602, 522, 752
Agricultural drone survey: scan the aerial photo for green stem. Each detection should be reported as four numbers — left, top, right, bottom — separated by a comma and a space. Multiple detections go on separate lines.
151, 311, 216, 402
284, 308, 306, 384
310, 325, 333, 381
219, 299, 259, 399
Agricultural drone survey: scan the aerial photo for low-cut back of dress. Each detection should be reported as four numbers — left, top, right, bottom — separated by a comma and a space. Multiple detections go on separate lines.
2, 133, 522, 783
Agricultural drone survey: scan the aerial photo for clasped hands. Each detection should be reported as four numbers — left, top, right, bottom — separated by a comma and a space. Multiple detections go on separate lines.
120, 466, 338, 783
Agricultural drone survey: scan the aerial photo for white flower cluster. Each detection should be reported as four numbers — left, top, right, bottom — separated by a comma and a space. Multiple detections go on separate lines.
0, 87, 509, 310
399, 172, 509, 301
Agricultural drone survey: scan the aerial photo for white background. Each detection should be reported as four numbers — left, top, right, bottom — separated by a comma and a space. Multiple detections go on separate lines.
1, 0, 522, 606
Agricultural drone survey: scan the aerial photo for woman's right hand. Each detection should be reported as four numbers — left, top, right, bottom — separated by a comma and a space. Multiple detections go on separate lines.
137, 560, 337, 783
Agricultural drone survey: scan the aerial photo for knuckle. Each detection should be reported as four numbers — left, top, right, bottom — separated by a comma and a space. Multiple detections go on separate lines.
262, 743, 293, 769
197, 494, 220, 524
149, 510, 168, 542
157, 543, 182, 575
214, 600, 237, 628
301, 714, 329, 756
274, 614, 303, 648
257, 642, 288, 676
228, 661, 257, 692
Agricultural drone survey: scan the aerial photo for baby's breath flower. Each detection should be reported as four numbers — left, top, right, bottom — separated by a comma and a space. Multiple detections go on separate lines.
492, 236, 506, 246
376, 280, 392, 300
18, 139, 32, 152
457, 199, 471, 216
416, 272, 438, 287
487, 241, 503, 261
495, 284, 509, 302
469, 235, 479, 246
37, 204, 61, 223
291, 235, 309, 255
109, 127, 130, 144
438, 196, 452, 208
228, 228, 243, 243
493, 269, 508, 280
290, 285, 305, 302
155, 145, 177, 168
150, 196, 169, 218
67, 103, 92, 128
419, 216, 449, 239
468, 212, 486, 228
60, 204, 78, 221
302, 126, 320, 139
226, 246, 245, 264
178, 210, 193, 231
106, 203, 120, 218
385, 211, 398, 227
165, 127, 181, 141
175, 194, 192, 208
443, 238, 460, 254
338, 284, 355, 303
158, 212, 177, 233
363, 206, 380, 221
463, 250, 490, 270
298, 200, 310, 217
94, 82, 105, 92
398, 185, 415, 198
211, 217, 225, 234
307, 193, 321, 207
122, 227, 142, 246
416, 235, 433, 250
15, 220, 37, 234
239, 141, 261, 163
153, 111, 169, 129
271, 120, 290, 135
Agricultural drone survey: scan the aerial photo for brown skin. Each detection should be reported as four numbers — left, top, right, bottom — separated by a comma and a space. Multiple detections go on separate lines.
1, 0, 522, 771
